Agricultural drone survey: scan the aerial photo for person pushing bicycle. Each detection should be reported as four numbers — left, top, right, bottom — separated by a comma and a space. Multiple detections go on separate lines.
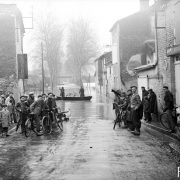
16, 95, 30, 134
45, 93, 57, 122
30, 95, 46, 132
119, 92, 128, 127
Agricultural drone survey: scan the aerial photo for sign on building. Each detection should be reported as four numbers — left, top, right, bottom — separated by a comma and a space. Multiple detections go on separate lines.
17, 54, 28, 79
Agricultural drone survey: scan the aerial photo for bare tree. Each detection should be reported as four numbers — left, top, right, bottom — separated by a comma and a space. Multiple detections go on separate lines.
34, 13, 64, 92
66, 18, 97, 86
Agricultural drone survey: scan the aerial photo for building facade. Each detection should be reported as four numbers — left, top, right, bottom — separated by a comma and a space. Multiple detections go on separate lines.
95, 52, 113, 96
110, 0, 154, 92
135, 0, 180, 109
0, 4, 25, 99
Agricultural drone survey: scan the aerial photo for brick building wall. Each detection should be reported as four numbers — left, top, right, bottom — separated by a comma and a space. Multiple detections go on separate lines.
157, 0, 176, 103
136, 0, 178, 112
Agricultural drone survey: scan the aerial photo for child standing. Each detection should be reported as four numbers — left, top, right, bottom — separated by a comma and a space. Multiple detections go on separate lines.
1, 104, 11, 137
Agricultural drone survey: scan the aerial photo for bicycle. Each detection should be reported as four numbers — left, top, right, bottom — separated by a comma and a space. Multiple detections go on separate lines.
113, 103, 127, 129
55, 110, 69, 131
160, 105, 180, 137
42, 109, 53, 134
24, 113, 44, 137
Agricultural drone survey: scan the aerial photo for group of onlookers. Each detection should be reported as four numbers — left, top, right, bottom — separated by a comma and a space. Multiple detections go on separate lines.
16, 92, 57, 134
0, 92, 57, 137
113, 85, 176, 136
113, 86, 143, 135
141, 87, 158, 123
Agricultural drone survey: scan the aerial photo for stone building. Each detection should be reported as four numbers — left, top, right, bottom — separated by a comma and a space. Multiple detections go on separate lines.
0, 4, 25, 99
110, 0, 154, 92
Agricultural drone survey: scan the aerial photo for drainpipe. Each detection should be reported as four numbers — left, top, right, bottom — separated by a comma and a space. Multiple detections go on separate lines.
154, 0, 160, 80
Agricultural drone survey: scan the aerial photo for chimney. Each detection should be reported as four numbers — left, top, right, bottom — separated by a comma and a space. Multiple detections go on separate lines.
139, 0, 149, 11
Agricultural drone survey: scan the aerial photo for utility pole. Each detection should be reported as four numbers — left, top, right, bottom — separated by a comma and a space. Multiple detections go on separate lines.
41, 42, 45, 94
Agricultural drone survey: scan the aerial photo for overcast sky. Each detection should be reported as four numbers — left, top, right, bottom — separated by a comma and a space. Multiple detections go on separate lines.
0, 0, 149, 51
0, 0, 154, 71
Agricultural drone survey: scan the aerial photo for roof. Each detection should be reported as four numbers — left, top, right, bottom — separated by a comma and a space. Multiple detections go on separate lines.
134, 63, 156, 72
94, 51, 112, 63
110, 0, 173, 32
110, 8, 153, 32
0, 4, 25, 34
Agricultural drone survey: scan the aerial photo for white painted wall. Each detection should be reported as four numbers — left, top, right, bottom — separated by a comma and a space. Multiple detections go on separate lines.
175, 61, 180, 106
137, 76, 148, 100
15, 16, 24, 96
111, 24, 120, 90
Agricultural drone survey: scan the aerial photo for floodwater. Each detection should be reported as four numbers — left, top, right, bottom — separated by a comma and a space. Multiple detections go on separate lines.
0, 93, 179, 180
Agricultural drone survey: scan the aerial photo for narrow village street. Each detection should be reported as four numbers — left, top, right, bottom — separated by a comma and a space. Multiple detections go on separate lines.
0, 93, 179, 180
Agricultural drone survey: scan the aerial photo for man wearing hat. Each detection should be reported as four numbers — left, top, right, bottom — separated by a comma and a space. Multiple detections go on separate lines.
163, 86, 176, 132
30, 95, 45, 132
148, 89, 158, 121
130, 86, 142, 135
16, 95, 30, 133
45, 93, 57, 123
27, 92, 35, 107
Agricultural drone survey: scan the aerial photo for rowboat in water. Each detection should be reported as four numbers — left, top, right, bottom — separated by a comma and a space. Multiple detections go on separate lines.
56, 96, 92, 101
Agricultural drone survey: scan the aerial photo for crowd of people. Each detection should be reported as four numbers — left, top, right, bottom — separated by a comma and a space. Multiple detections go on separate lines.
0, 92, 57, 137
112, 85, 176, 136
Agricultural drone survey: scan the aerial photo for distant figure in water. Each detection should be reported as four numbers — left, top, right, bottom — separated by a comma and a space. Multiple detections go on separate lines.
60, 87, 65, 98
79, 86, 85, 97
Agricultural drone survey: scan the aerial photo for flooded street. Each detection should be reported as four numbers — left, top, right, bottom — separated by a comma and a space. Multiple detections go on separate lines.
0, 94, 178, 180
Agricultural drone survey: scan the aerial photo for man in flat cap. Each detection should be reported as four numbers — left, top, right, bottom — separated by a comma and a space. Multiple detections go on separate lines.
163, 86, 176, 132
130, 86, 142, 135
16, 95, 30, 133
27, 92, 35, 107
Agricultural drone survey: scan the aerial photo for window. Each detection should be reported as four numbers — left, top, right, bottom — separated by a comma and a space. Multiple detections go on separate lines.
175, 55, 180, 62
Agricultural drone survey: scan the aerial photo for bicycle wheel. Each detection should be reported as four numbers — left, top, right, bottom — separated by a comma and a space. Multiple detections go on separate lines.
25, 118, 32, 137
42, 117, 52, 134
55, 116, 63, 131
160, 112, 171, 130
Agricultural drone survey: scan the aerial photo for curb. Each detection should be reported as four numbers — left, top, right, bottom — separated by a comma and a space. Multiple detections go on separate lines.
142, 121, 180, 141
142, 121, 180, 154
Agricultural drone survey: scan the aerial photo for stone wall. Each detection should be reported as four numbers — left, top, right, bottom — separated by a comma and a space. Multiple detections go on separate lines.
119, 10, 154, 90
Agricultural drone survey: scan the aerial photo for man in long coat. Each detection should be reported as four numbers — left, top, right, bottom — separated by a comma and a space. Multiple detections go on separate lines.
130, 86, 142, 135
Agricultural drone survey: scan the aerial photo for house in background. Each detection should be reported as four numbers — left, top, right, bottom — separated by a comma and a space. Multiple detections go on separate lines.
110, 0, 154, 94
135, 0, 180, 108
0, 4, 25, 99
104, 52, 113, 97
95, 51, 112, 96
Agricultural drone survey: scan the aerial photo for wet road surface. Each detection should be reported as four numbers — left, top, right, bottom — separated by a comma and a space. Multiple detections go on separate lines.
0, 94, 179, 180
